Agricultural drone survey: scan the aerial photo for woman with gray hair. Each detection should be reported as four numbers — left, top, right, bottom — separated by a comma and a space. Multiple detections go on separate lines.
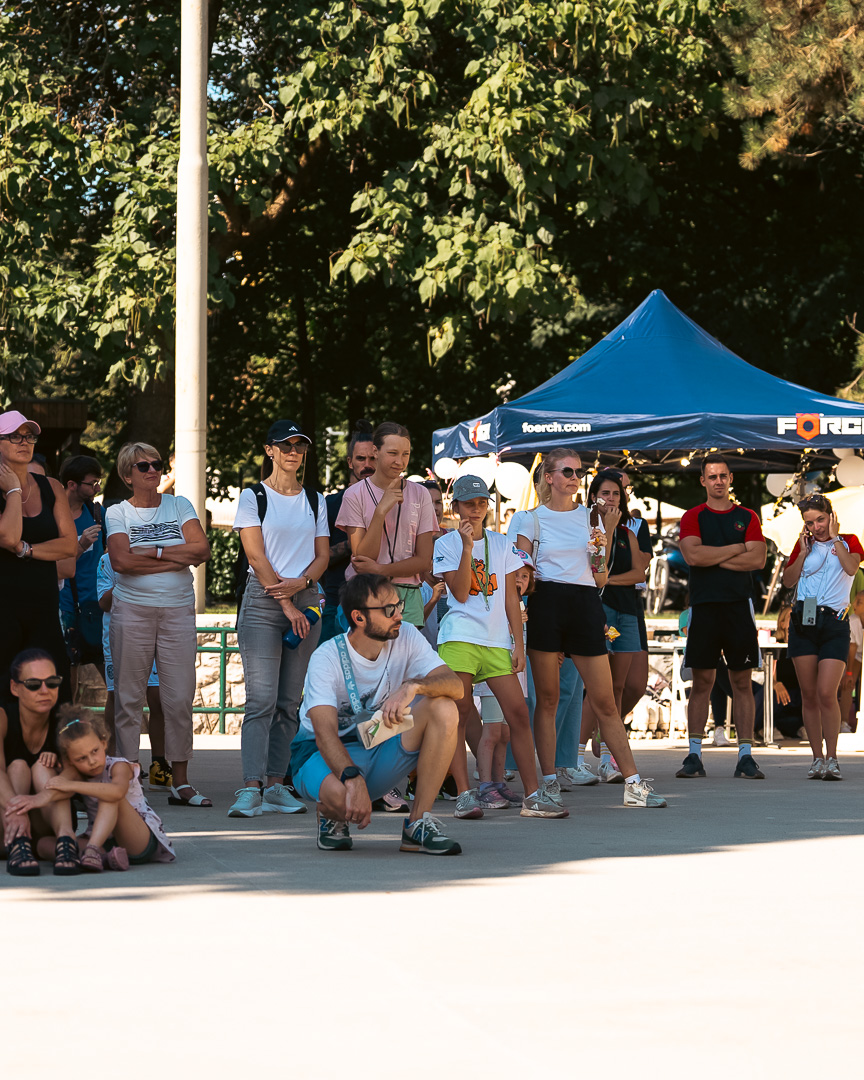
105, 442, 212, 806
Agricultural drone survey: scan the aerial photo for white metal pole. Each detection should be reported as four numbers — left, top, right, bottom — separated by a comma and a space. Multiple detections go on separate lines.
175, 0, 209, 613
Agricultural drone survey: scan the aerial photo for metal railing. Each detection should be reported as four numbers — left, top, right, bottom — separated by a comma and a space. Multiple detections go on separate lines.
194, 625, 241, 734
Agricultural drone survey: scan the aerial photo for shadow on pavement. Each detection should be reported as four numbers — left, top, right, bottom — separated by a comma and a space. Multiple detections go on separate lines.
5, 747, 864, 898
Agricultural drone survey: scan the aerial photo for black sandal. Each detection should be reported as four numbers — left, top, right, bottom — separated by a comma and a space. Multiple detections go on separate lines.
5, 836, 40, 877
53, 835, 82, 876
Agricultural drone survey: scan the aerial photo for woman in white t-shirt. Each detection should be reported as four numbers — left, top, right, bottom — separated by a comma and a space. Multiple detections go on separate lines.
434, 475, 565, 821
782, 493, 863, 780
229, 420, 329, 818
105, 442, 211, 806
512, 449, 666, 809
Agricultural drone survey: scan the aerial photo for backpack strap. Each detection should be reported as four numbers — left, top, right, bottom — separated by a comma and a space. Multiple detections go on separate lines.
303, 483, 320, 519
530, 508, 540, 565
252, 482, 268, 523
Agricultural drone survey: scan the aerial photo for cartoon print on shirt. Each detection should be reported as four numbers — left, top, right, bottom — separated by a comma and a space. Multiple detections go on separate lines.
470, 560, 498, 598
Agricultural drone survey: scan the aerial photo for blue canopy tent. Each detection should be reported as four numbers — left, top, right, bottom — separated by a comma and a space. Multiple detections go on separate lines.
432, 291, 864, 472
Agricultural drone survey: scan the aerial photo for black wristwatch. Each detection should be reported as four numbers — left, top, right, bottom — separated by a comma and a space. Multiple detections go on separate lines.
340, 766, 362, 783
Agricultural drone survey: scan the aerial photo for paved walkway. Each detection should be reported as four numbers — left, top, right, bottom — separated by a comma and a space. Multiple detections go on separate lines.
5, 743, 863, 1078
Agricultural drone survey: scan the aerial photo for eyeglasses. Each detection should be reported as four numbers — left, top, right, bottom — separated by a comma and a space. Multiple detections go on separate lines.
360, 600, 405, 618
0, 432, 39, 445
551, 467, 586, 480
78, 479, 102, 490
132, 459, 163, 474
274, 441, 308, 455
14, 676, 63, 691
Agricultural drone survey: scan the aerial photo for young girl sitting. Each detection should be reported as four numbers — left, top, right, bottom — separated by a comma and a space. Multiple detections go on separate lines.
12, 706, 175, 871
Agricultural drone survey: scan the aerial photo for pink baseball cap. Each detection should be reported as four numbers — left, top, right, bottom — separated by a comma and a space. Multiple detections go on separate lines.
0, 410, 41, 437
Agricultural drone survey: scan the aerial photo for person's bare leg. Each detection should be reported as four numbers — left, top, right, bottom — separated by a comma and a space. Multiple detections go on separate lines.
465, 704, 482, 758
492, 727, 509, 783
728, 668, 756, 743
571, 655, 638, 777
86, 799, 120, 850
621, 650, 649, 718
687, 669, 716, 737
609, 653, 635, 716
487, 673, 539, 795
401, 697, 460, 821
449, 672, 475, 793
816, 658, 846, 760
32, 763, 77, 865
792, 655, 823, 758
476, 721, 501, 783
527, 649, 560, 775
112, 797, 155, 855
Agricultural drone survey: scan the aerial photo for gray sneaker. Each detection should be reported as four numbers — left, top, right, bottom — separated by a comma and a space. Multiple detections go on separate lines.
227, 787, 262, 818
262, 782, 308, 814
807, 758, 827, 780
454, 790, 484, 819
824, 757, 843, 781
599, 761, 624, 783
623, 778, 667, 808
540, 778, 564, 807
520, 790, 569, 818
477, 787, 509, 810
555, 767, 575, 792
568, 763, 600, 786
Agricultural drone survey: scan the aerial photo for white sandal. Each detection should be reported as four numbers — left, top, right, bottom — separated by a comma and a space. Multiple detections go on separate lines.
168, 784, 213, 808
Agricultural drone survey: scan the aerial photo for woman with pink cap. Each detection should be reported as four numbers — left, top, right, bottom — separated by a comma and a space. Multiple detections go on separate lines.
0, 411, 77, 700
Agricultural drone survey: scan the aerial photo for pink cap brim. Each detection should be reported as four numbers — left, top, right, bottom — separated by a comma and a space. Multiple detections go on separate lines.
0, 410, 41, 437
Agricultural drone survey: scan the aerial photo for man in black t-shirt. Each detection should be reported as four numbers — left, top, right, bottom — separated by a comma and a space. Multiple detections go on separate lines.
677, 455, 767, 780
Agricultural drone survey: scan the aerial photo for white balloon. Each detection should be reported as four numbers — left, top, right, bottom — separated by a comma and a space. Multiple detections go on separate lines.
836, 456, 864, 487
494, 461, 530, 500
456, 455, 497, 487
433, 457, 458, 480
765, 473, 794, 498
833, 448, 855, 459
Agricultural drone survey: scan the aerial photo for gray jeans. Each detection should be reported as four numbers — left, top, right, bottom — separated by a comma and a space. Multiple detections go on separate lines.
237, 578, 322, 783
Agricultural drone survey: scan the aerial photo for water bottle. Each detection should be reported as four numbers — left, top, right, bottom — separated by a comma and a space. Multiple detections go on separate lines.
282, 604, 321, 649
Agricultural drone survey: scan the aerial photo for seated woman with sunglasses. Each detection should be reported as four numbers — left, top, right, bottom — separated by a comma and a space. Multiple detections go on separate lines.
105, 443, 212, 806
511, 448, 666, 809
0, 410, 78, 701
782, 493, 862, 781
0, 650, 80, 875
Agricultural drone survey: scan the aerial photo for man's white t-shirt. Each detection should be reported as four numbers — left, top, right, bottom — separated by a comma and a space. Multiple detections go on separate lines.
433, 529, 523, 649
298, 623, 442, 740
105, 494, 198, 607
233, 486, 329, 579
508, 505, 595, 587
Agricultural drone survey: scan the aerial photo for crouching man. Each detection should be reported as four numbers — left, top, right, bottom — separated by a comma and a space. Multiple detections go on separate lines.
291, 573, 464, 855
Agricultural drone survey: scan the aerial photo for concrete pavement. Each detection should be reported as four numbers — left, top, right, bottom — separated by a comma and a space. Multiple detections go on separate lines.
4, 742, 864, 1078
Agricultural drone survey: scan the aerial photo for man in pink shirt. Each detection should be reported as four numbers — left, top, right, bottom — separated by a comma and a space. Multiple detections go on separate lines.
336, 422, 437, 627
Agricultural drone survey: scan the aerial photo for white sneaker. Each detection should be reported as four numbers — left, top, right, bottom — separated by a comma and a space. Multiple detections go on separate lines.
599, 761, 624, 784
503, 770, 516, 782
712, 727, 732, 747
623, 778, 667, 808
568, 763, 600, 787
807, 758, 826, 780
520, 790, 569, 818
228, 787, 262, 818
824, 757, 843, 781
262, 783, 308, 814
540, 778, 564, 807
555, 767, 574, 792
454, 790, 484, 819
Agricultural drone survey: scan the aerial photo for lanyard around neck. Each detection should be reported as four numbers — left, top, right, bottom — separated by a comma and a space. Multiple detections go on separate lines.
471, 529, 491, 610
364, 478, 402, 565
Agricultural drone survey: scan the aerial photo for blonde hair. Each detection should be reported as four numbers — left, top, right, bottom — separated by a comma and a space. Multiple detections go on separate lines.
536, 448, 581, 506
56, 705, 109, 759
116, 442, 161, 489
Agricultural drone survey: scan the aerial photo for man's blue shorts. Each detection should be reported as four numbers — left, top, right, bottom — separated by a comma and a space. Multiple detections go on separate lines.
292, 734, 420, 803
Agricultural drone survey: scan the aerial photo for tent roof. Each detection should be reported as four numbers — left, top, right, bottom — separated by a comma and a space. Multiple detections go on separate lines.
433, 291, 864, 470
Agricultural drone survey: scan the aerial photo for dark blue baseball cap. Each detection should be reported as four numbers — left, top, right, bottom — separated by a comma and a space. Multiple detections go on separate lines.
266, 419, 311, 445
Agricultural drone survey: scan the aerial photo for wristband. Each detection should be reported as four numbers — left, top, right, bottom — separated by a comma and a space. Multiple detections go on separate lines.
16, 541, 32, 559
5, 487, 22, 496
156, 547, 163, 560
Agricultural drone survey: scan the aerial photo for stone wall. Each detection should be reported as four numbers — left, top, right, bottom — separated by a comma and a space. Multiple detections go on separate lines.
76, 614, 244, 734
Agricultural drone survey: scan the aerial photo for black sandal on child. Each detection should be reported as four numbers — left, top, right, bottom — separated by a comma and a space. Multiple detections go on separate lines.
53, 835, 82, 876
6, 836, 41, 876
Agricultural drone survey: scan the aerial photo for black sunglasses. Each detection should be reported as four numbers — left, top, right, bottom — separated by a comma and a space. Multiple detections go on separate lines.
552, 467, 586, 479
15, 676, 63, 691
360, 600, 405, 618
133, 459, 163, 474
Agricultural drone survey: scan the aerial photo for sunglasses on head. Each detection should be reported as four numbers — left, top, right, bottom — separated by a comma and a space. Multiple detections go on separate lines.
15, 676, 63, 691
360, 600, 405, 618
552, 467, 586, 479
133, 459, 163, 474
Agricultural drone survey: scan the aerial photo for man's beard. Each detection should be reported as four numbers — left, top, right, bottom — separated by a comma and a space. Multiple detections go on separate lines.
366, 623, 401, 641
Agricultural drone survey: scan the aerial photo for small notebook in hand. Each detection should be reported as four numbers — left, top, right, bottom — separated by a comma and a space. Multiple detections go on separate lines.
356, 709, 414, 749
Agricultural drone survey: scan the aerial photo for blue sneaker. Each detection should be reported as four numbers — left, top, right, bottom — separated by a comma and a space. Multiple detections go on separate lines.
399, 813, 462, 855
317, 810, 352, 851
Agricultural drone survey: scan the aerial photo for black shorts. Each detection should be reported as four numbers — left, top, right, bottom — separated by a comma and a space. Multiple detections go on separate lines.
636, 601, 648, 651
787, 609, 850, 664
684, 600, 760, 671
526, 581, 607, 658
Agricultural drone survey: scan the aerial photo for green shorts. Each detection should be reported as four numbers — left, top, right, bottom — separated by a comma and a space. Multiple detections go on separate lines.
395, 584, 425, 627
439, 641, 513, 682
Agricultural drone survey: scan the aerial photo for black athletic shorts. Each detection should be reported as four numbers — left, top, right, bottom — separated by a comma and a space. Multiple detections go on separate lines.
526, 580, 607, 657
684, 600, 760, 671
787, 608, 850, 664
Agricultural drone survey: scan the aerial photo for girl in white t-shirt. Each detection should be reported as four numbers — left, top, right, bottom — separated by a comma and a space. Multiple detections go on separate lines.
511, 449, 666, 809
230, 420, 330, 818
782, 493, 863, 779
434, 475, 565, 820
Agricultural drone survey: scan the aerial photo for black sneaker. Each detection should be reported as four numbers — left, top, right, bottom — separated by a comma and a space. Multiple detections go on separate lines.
405, 776, 417, 801
438, 774, 458, 801
675, 753, 706, 778
734, 754, 765, 779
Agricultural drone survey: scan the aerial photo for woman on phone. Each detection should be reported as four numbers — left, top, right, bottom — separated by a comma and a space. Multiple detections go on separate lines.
781, 494, 862, 780
510, 448, 666, 809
